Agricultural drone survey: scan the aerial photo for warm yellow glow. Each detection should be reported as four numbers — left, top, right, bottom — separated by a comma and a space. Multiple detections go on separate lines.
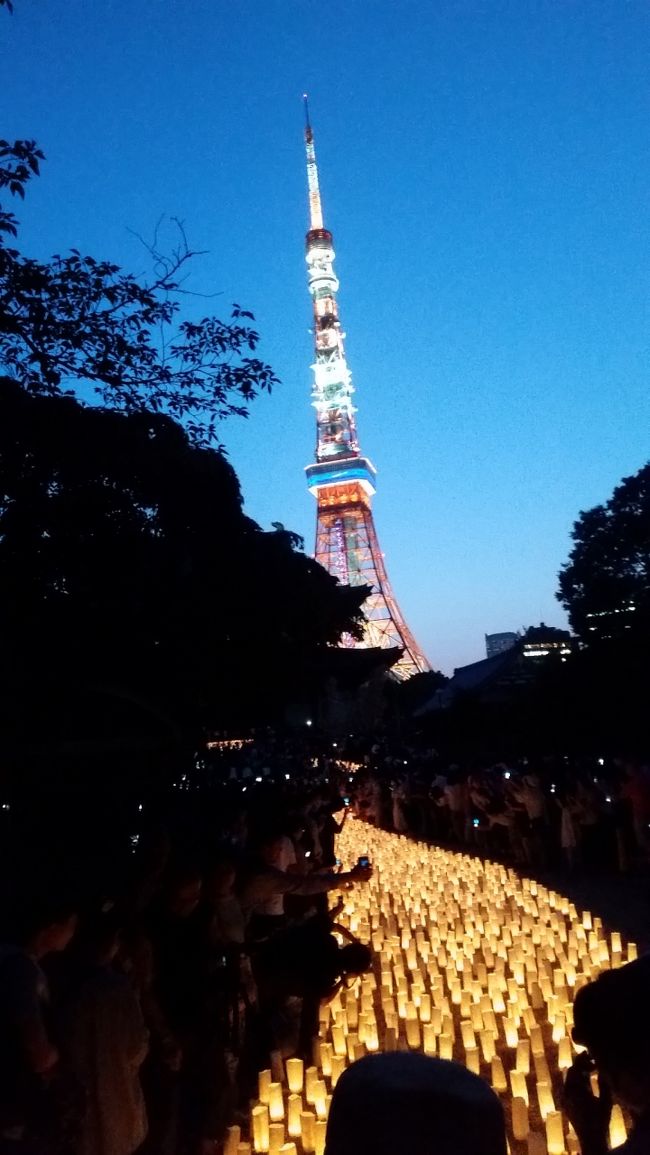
244, 819, 632, 1153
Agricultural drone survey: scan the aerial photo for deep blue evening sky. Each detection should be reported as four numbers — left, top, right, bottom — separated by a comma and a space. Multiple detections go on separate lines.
4, 1, 649, 672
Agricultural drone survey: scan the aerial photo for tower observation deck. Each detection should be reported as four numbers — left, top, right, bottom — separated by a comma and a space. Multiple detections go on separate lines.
302, 99, 430, 680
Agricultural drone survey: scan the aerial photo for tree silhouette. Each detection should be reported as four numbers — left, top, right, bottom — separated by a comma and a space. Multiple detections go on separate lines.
0, 378, 367, 747
557, 462, 650, 645
1, 139, 277, 446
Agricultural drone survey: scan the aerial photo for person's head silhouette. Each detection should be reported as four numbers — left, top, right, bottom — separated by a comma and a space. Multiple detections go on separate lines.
325, 1052, 506, 1155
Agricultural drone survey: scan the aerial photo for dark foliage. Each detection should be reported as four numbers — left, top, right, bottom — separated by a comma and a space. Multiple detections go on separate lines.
0, 379, 367, 760
557, 462, 650, 645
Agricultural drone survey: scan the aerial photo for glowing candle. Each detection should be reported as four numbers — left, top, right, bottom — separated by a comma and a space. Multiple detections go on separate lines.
279, 1146, 297, 1155
305, 1067, 319, 1105
512, 1096, 529, 1141
465, 1046, 480, 1075
480, 1029, 495, 1063
423, 1023, 437, 1055
439, 1032, 453, 1060
237, 1145, 252, 1155
491, 1056, 507, 1092
557, 1036, 573, 1071
517, 1044, 531, 1076
530, 1025, 544, 1056
537, 1082, 555, 1121
268, 1083, 284, 1123
314, 1120, 327, 1155
300, 1111, 316, 1154
287, 1095, 302, 1139
510, 1069, 529, 1107
461, 1020, 476, 1050
313, 1080, 327, 1119
224, 1126, 241, 1155
330, 1054, 346, 1087
545, 1110, 565, 1155
405, 1014, 421, 1048
252, 1105, 270, 1154
269, 1123, 285, 1155
504, 1018, 518, 1047
331, 1026, 346, 1056
285, 1058, 303, 1094
609, 1105, 627, 1147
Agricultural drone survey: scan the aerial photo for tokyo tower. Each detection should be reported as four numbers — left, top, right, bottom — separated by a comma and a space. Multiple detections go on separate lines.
302, 99, 430, 680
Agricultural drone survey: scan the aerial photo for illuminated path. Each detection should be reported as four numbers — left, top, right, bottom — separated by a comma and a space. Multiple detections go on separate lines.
227, 819, 634, 1155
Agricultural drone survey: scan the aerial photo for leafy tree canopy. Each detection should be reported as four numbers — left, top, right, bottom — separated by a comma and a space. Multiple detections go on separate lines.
0, 377, 367, 740
1, 139, 278, 445
557, 462, 650, 645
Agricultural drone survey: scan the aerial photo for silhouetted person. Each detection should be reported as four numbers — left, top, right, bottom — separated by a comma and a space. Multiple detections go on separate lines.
0, 894, 78, 1154
564, 955, 650, 1154
324, 1052, 507, 1155
61, 910, 148, 1155
255, 916, 372, 1061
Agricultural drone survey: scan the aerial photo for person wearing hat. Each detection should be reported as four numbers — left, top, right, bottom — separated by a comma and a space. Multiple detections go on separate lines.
324, 1052, 506, 1155
564, 956, 650, 1154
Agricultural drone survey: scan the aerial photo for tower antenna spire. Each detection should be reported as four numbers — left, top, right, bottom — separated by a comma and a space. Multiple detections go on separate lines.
301, 105, 431, 679
303, 93, 324, 231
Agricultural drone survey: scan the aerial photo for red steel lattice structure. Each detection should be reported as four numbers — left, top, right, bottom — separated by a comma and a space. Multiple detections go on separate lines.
302, 100, 430, 679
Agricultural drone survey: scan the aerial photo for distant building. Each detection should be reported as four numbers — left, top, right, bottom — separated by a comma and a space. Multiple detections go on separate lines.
485, 632, 520, 658
521, 623, 572, 660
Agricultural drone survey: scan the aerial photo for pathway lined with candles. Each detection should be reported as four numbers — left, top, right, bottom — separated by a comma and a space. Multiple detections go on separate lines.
225, 818, 635, 1155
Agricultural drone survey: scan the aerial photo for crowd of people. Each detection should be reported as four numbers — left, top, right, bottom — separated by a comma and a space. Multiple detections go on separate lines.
0, 755, 372, 1155
346, 749, 650, 874
1, 731, 648, 1155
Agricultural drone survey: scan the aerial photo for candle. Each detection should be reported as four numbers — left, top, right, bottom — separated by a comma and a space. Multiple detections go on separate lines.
224, 1126, 241, 1155
512, 1096, 529, 1141
252, 1105, 270, 1154
537, 1082, 555, 1121
300, 1111, 316, 1154
609, 1105, 627, 1147
245, 820, 632, 1155
314, 1120, 327, 1155
557, 1036, 573, 1071
304, 1067, 319, 1105
510, 1069, 528, 1107
287, 1095, 302, 1139
545, 1110, 565, 1155
517, 1044, 531, 1076
269, 1123, 285, 1155
491, 1056, 507, 1092
285, 1058, 304, 1094
268, 1083, 284, 1122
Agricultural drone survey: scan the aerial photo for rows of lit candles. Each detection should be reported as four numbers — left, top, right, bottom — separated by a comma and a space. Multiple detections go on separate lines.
226, 819, 634, 1155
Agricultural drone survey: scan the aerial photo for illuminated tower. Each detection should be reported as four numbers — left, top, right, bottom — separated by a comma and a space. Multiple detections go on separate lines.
302, 99, 430, 680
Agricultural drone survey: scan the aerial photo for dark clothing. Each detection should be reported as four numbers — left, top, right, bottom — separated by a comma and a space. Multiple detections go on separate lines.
0, 947, 50, 1136
62, 966, 148, 1155
256, 918, 342, 1001
146, 911, 205, 1040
